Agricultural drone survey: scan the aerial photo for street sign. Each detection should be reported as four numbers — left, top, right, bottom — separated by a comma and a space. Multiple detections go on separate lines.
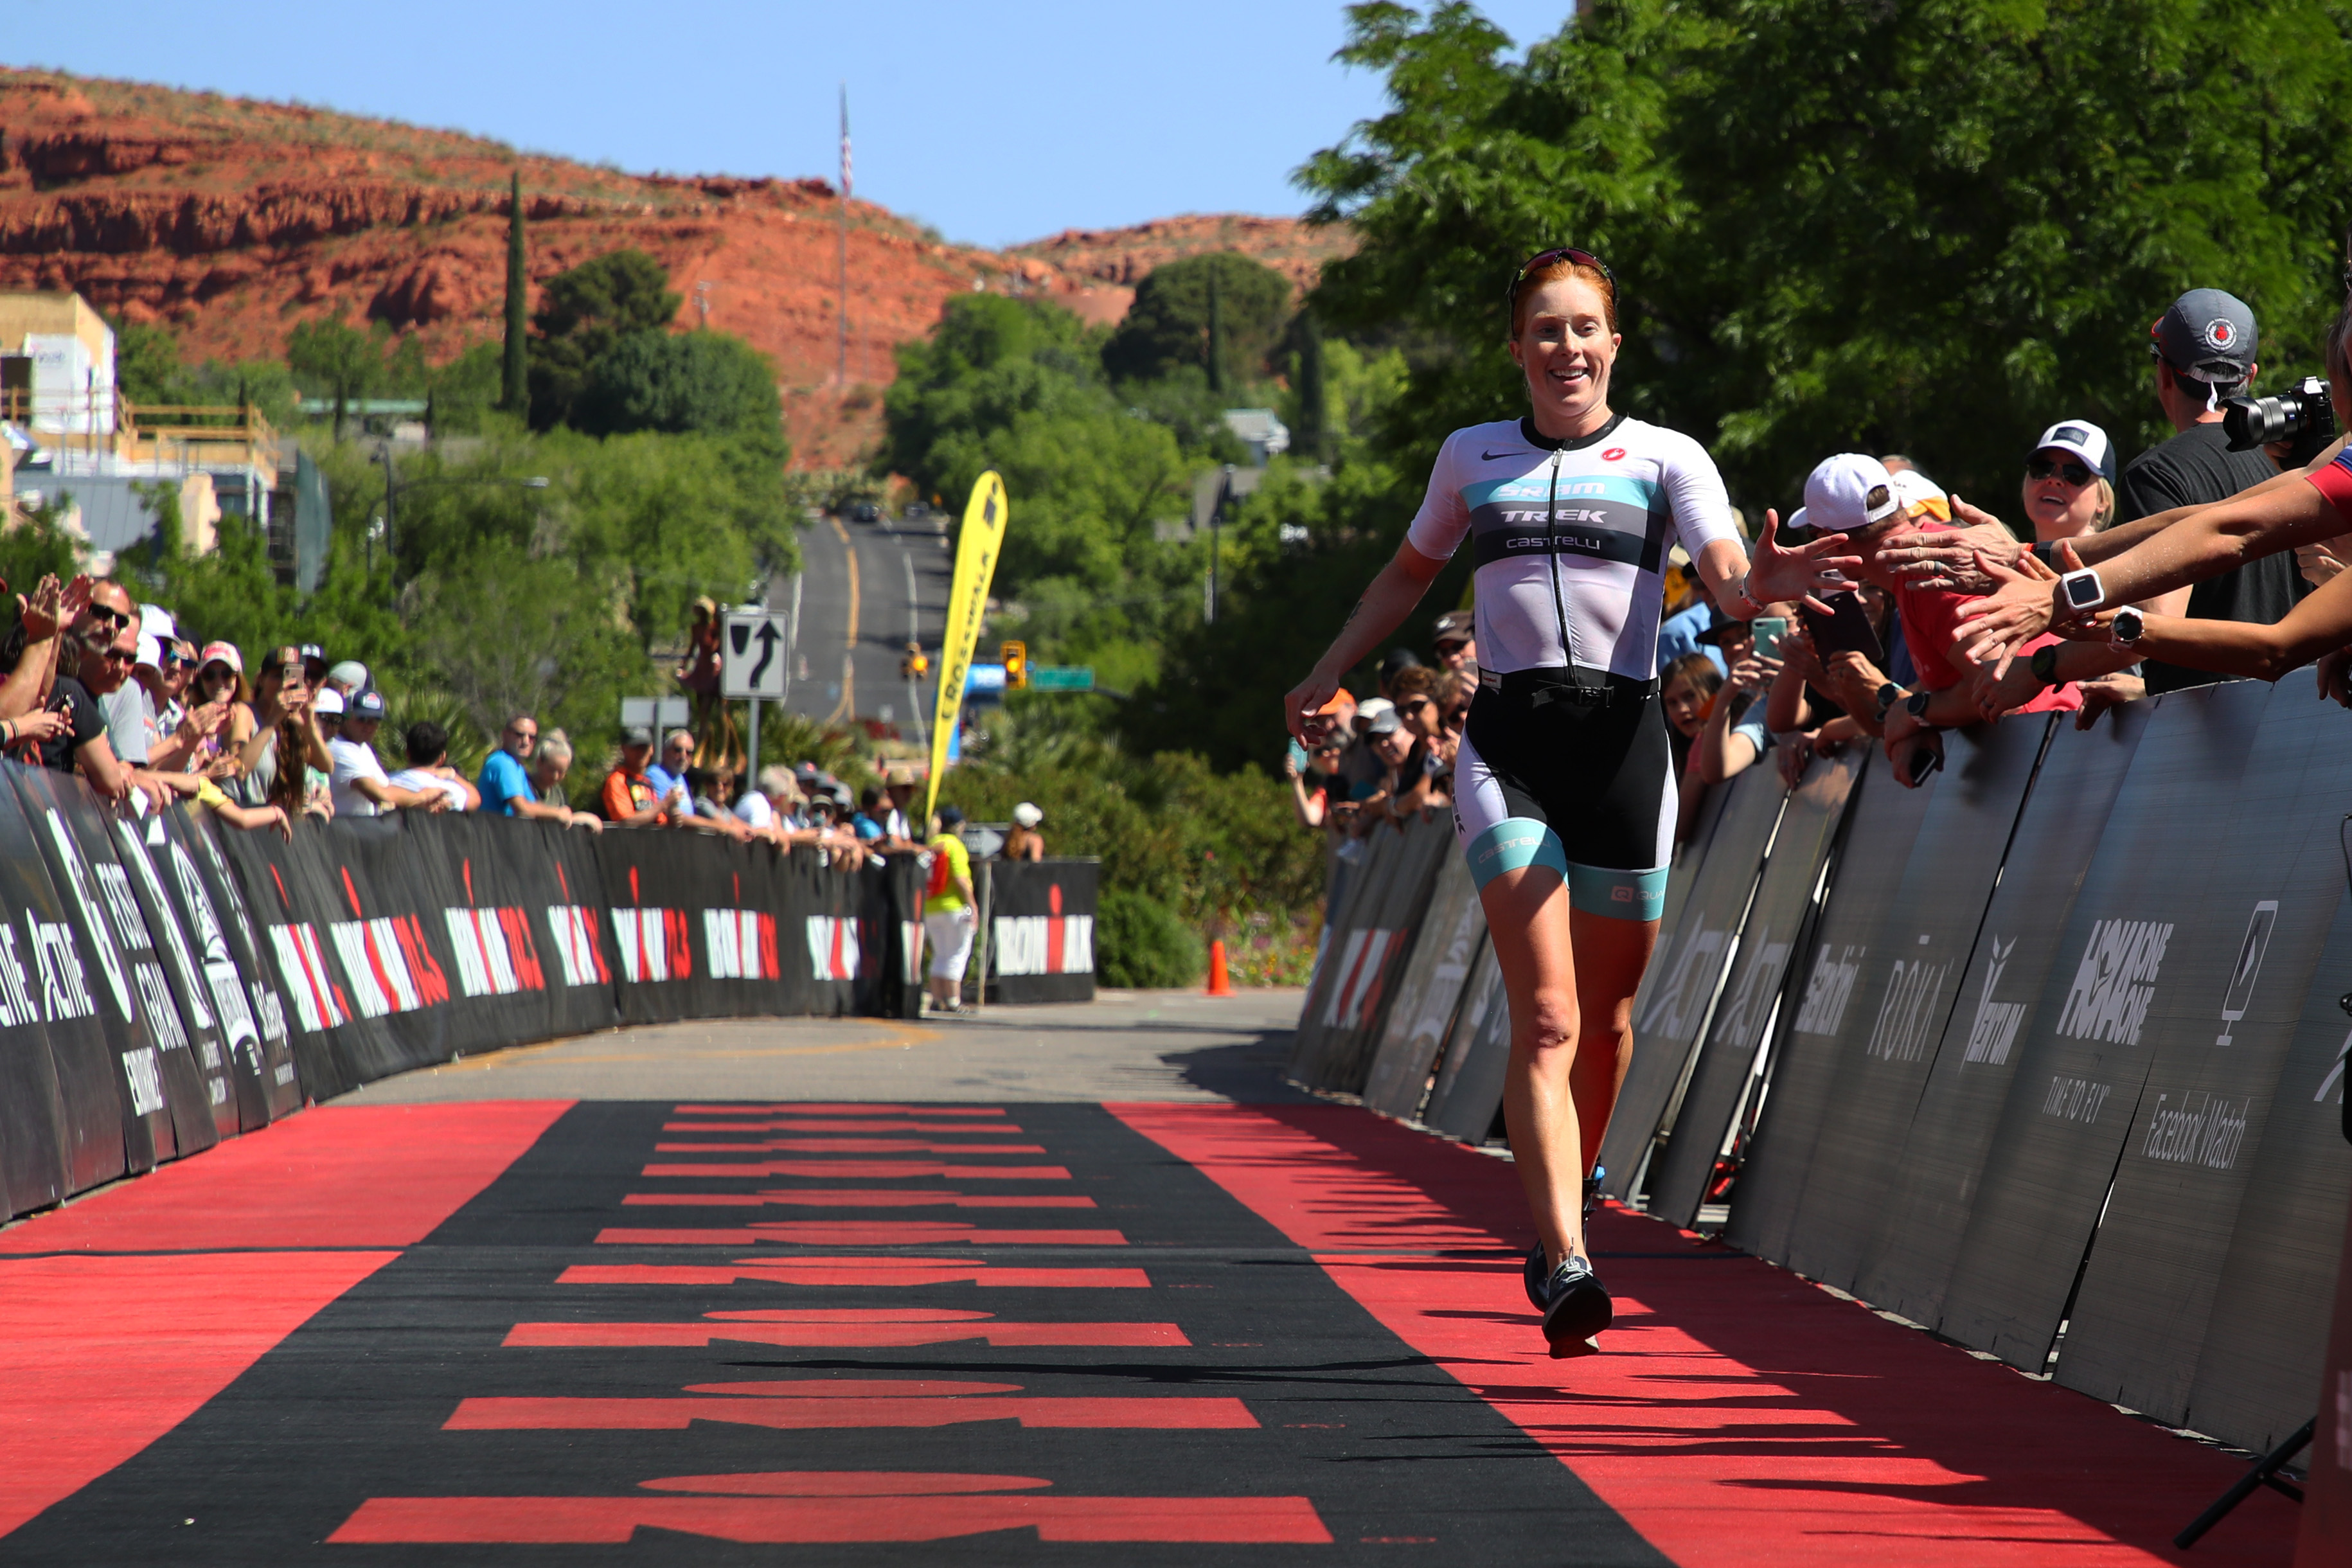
723, 609, 790, 699
1029, 665, 1094, 691
621, 696, 691, 730
964, 663, 1008, 706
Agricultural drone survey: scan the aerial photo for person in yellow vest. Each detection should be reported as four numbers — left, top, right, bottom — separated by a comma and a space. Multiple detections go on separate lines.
922, 805, 977, 1015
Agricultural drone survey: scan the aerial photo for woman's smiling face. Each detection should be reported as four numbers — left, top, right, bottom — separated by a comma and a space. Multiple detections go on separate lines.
1511, 274, 1617, 436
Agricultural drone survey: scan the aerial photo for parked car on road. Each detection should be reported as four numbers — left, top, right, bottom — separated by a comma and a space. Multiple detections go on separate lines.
850, 502, 884, 524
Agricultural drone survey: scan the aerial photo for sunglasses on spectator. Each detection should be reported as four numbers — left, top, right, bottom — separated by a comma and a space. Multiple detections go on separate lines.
85, 605, 131, 632
100, 646, 135, 664
2025, 456, 2096, 486
1434, 637, 1470, 654
507, 725, 538, 740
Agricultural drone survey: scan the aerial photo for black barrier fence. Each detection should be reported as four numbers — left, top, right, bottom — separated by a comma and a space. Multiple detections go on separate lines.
1318, 684, 2352, 1459
980, 859, 1098, 1005
0, 761, 961, 1226
1290, 815, 1454, 1094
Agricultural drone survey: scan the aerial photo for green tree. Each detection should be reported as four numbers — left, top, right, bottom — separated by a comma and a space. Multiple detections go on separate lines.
571, 329, 788, 465
285, 313, 391, 442
503, 170, 529, 414
111, 317, 188, 407
1302, 0, 2352, 510
528, 248, 682, 431
1102, 252, 1294, 389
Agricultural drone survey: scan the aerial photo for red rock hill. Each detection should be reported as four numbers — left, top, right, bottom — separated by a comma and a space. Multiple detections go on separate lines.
0, 69, 1351, 465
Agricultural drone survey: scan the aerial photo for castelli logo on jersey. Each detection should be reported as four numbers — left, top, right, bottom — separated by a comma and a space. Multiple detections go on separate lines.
1601, 447, 1626, 461
2205, 319, 2238, 351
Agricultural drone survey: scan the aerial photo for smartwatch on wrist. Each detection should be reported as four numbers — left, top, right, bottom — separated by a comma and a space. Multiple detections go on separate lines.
2110, 605, 2145, 646
2029, 645, 2060, 688
2057, 565, 2107, 612
1873, 681, 1903, 722
1905, 690, 1933, 720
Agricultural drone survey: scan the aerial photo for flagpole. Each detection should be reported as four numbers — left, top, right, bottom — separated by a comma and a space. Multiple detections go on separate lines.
837, 84, 850, 388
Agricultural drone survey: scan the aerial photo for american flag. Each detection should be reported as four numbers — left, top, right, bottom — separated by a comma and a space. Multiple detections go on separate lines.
839, 87, 851, 199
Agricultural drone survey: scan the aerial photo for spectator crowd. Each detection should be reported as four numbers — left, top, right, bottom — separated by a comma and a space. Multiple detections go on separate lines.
1290, 282, 2352, 857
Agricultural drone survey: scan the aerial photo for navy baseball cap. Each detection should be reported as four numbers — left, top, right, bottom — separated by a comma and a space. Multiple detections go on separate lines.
2152, 289, 2257, 386
349, 688, 386, 720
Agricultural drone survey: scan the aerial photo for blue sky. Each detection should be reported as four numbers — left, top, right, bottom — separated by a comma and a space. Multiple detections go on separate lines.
10, 1, 1574, 250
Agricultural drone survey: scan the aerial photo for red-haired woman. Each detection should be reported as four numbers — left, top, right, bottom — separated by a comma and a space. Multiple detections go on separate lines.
1284, 249, 1858, 1355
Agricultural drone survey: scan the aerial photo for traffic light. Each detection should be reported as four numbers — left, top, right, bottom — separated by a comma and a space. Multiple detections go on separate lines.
1000, 640, 1028, 689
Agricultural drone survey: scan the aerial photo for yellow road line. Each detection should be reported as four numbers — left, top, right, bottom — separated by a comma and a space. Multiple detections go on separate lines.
825, 513, 859, 723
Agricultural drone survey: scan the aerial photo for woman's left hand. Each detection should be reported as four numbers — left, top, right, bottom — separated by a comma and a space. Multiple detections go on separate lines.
1748, 509, 1866, 613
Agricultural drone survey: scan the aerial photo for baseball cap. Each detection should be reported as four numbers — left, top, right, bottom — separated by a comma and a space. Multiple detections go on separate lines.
198, 641, 242, 675
1888, 467, 1952, 522
1351, 697, 1396, 732
2153, 289, 2257, 386
1012, 802, 1043, 827
2033, 420, 2117, 483
349, 688, 386, 720
938, 805, 966, 828
622, 725, 653, 745
312, 688, 345, 717
1803, 454, 1902, 535
1432, 609, 1474, 645
139, 605, 177, 643
134, 634, 161, 670
325, 659, 369, 690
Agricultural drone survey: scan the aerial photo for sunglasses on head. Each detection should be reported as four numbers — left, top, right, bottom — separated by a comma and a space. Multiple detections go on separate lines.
1507, 245, 1614, 308
2026, 456, 2096, 486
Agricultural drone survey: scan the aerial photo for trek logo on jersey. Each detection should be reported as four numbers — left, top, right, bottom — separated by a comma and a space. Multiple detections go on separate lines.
2056, 918, 2173, 1049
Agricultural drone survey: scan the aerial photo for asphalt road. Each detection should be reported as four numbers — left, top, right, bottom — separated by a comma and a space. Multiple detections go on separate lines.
776, 509, 952, 739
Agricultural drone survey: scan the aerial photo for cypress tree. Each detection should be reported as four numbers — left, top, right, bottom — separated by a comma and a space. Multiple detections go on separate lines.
1294, 308, 1328, 463
501, 170, 528, 413
1206, 267, 1225, 395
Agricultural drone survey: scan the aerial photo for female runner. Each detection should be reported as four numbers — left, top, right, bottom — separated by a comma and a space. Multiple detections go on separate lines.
1284, 249, 1860, 1354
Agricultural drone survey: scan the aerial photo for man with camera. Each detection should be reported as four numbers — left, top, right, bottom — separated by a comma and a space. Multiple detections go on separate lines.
2109, 290, 2308, 693
1946, 290, 2352, 673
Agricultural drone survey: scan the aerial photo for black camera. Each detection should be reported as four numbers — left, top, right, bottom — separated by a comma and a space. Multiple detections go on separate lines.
2221, 375, 2339, 468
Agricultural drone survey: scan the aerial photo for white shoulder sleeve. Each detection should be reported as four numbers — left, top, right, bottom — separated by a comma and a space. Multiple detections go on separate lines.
1403, 432, 1472, 560
1655, 429, 1741, 555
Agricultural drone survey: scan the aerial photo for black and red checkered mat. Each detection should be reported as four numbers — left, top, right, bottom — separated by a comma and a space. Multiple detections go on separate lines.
0, 1099, 2301, 1563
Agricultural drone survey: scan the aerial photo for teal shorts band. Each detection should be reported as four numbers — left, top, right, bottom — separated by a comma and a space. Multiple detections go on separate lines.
1465, 817, 1570, 891
1567, 860, 1669, 922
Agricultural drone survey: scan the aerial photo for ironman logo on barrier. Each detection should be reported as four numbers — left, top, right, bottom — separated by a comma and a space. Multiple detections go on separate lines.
993, 884, 1092, 977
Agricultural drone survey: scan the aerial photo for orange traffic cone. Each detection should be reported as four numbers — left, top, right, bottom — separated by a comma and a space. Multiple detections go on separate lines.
1206, 939, 1234, 997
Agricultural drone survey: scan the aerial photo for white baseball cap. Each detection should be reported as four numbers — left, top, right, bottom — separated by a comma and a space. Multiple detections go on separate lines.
2033, 420, 2117, 483
1803, 454, 1902, 535
1012, 802, 1043, 827
312, 688, 345, 717
1888, 466, 1952, 522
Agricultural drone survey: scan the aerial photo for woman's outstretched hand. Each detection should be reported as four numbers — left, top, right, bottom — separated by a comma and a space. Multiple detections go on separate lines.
1285, 668, 1344, 747
1748, 509, 1864, 614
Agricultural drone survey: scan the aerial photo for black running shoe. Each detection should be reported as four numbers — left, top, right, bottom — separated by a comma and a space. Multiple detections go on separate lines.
1524, 1242, 1547, 1309
1541, 1255, 1613, 1353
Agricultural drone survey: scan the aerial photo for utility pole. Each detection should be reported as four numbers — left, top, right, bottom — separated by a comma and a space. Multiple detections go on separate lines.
837, 85, 851, 388
1207, 463, 1233, 625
